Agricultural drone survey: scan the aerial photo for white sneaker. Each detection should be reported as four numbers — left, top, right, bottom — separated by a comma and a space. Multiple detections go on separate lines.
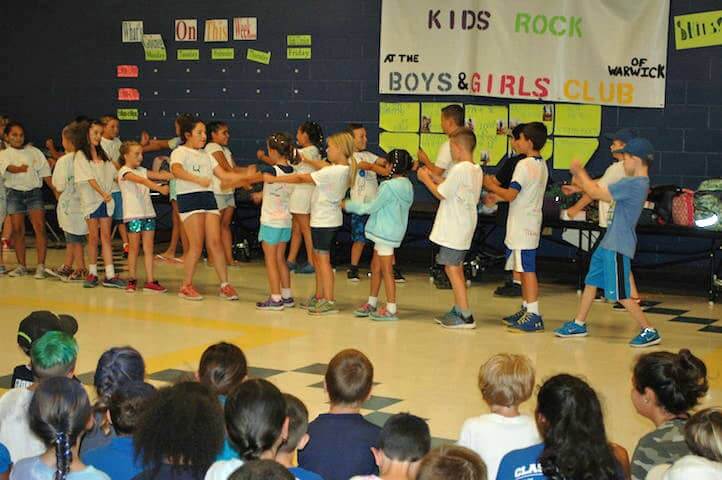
8, 265, 28, 277
34, 265, 47, 279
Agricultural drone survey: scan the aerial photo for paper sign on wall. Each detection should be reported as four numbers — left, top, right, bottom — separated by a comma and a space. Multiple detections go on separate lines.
420, 103, 456, 133
212, 48, 235, 60
674, 10, 722, 50
287, 47, 311, 60
420, 133, 447, 163
175, 19, 198, 42
117, 88, 140, 101
142, 34, 167, 61
379, 103, 419, 133
117, 108, 139, 121
553, 138, 598, 169
177, 49, 200, 61
464, 105, 508, 136
204, 19, 229, 42
379, 133, 419, 160
122, 21, 143, 43
246, 48, 271, 64
287, 35, 312, 46
554, 105, 602, 137
509, 104, 554, 133
476, 135, 509, 166
233, 17, 257, 40
117, 65, 139, 78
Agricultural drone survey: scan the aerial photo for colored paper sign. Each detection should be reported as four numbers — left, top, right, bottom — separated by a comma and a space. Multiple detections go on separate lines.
465, 105, 509, 136
541, 138, 554, 162
117, 65, 139, 78
379, 133, 419, 160
122, 20, 143, 43
553, 138, 598, 169
142, 34, 167, 61
117, 108, 139, 121
117, 88, 140, 101
233, 17, 257, 40
554, 104, 602, 137
287, 35, 312, 46
420, 133, 447, 163
212, 48, 235, 60
476, 135, 509, 166
177, 49, 200, 61
175, 19, 198, 41
420, 103, 458, 133
287, 47, 312, 60
379, 102, 419, 132
509, 104, 554, 134
674, 10, 722, 50
204, 19, 229, 42
246, 48, 271, 65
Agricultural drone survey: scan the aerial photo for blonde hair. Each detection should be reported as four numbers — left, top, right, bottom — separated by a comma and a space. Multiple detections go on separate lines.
686, 407, 722, 462
119, 140, 142, 166
478, 353, 535, 407
327, 131, 357, 188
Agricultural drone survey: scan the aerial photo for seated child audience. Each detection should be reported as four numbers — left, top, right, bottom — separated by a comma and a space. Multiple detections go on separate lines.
12, 310, 78, 389
458, 354, 540, 480
497, 374, 628, 480
0, 331, 78, 463
351, 412, 431, 480
83, 381, 157, 480
11, 376, 110, 480
647, 407, 722, 480
275, 394, 323, 480
298, 349, 381, 480
133, 382, 225, 480
205, 378, 288, 480
417, 445, 486, 480
229, 460, 294, 480
630, 349, 709, 480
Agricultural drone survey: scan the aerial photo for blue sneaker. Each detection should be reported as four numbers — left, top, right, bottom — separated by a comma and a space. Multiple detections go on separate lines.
554, 321, 588, 338
256, 298, 285, 311
282, 297, 295, 308
434, 307, 457, 325
502, 307, 527, 326
297, 263, 315, 275
102, 276, 126, 289
439, 309, 476, 329
629, 328, 661, 348
287, 261, 298, 273
508, 312, 544, 333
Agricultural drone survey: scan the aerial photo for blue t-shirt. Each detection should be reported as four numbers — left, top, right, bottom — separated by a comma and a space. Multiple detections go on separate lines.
290, 466, 324, 480
600, 176, 649, 258
0, 443, 10, 474
496, 443, 625, 480
297, 413, 380, 480
83, 436, 143, 480
10, 455, 111, 480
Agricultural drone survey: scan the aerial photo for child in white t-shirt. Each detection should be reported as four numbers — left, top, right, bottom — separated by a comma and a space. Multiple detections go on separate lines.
118, 141, 171, 293
483, 122, 549, 333
457, 354, 540, 480
265, 131, 355, 316
417, 104, 465, 179
100, 114, 130, 256
417, 128, 483, 329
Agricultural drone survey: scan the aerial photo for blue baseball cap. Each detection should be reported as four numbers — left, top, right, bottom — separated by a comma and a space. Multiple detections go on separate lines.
604, 128, 637, 143
612, 137, 654, 162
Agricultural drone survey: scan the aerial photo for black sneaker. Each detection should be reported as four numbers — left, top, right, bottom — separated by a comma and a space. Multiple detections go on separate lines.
493, 281, 522, 297
393, 267, 406, 283
347, 267, 360, 282
594, 290, 606, 302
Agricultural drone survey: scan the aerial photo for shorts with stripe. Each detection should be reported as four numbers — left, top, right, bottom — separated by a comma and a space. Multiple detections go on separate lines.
585, 246, 631, 302
504, 248, 537, 273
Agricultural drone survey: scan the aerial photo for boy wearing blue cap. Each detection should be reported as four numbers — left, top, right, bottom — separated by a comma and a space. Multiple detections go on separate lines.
555, 138, 660, 347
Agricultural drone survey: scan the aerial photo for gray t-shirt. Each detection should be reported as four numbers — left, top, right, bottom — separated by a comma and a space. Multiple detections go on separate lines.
600, 176, 649, 258
631, 418, 691, 480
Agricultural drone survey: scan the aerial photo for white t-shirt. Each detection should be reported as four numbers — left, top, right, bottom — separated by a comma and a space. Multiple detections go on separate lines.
204, 459, 244, 480
310, 164, 350, 228
167, 136, 182, 150
52, 153, 88, 236
261, 164, 294, 228
74, 152, 116, 218
0, 145, 51, 191
457, 414, 541, 480
429, 161, 484, 250
118, 166, 155, 221
291, 145, 322, 204
350, 151, 381, 203
435, 140, 453, 176
205, 142, 236, 195
505, 156, 549, 251
647, 455, 722, 480
0, 388, 45, 462
100, 137, 122, 193
170, 145, 219, 195
597, 160, 626, 228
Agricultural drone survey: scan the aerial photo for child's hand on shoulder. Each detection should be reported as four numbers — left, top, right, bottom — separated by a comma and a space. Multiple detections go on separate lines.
358, 162, 372, 171
262, 173, 275, 184
256, 149, 265, 161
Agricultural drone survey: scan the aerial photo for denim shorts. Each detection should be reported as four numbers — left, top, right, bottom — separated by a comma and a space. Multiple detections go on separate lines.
436, 246, 467, 266
64, 232, 86, 244
7, 188, 44, 215
111, 191, 124, 221
351, 214, 369, 243
127, 218, 156, 233
89, 202, 111, 219
215, 193, 236, 210
258, 225, 292, 245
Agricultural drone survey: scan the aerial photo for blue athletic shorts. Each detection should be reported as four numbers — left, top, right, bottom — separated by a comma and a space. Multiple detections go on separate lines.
258, 225, 291, 245
351, 214, 369, 243
127, 218, 156, 233
505, 248, 537, 273
89, 202, 111, 219
585, 247, 632, 302
111, 191, 124, 221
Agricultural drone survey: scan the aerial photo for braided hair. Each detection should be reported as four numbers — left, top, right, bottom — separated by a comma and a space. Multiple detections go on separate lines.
93, 347, 146, 434
386, 149, 414, 178
29, 377, 91, 480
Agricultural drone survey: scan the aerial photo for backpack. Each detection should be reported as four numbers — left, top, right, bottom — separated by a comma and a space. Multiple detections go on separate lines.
694, 179, 722, 231
647, 185, 680, 225
672, 189, 695, 226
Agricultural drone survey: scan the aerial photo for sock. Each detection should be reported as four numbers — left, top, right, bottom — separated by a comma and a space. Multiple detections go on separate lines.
281, 288, 292, 299
36, 264, 44, 270
271, 294, 282, 302
220, 282, 229, 288
526, 301, 539, 315
105, 265, 116, 278
575, 319, 586, 326
522, 300, 528, 309
368, 296, 378, 307
513, 279, 522, 285
387, 303, 397, 314
89, 264, 98, 276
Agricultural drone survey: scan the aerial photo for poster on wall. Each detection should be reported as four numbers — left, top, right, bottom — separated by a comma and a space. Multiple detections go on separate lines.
379, 0, 670, 108
122, 21, 143, 43
233, 17, 257, 40
175, 19, 198, 42
204, 19, 229, 42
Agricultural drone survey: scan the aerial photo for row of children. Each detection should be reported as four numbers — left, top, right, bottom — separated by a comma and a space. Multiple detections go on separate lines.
0, 310, 719, 480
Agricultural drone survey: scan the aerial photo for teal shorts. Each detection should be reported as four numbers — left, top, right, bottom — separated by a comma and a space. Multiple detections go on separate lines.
127, 218, 156, 233
258, 225, 291, 245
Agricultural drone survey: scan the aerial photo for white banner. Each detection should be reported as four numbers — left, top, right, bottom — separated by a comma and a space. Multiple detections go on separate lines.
380, 0, 670, 108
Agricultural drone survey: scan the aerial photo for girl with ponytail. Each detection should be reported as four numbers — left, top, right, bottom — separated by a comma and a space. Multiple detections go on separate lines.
11, 377, 109, 480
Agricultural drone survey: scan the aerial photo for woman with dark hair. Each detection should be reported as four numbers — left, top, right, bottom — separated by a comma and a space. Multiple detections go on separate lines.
133, 382, 225, 480
629, 348, 708, 480
497, 374, 626, 480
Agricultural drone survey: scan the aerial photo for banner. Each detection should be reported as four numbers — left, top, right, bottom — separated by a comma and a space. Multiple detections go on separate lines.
380, 0, 670, 108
